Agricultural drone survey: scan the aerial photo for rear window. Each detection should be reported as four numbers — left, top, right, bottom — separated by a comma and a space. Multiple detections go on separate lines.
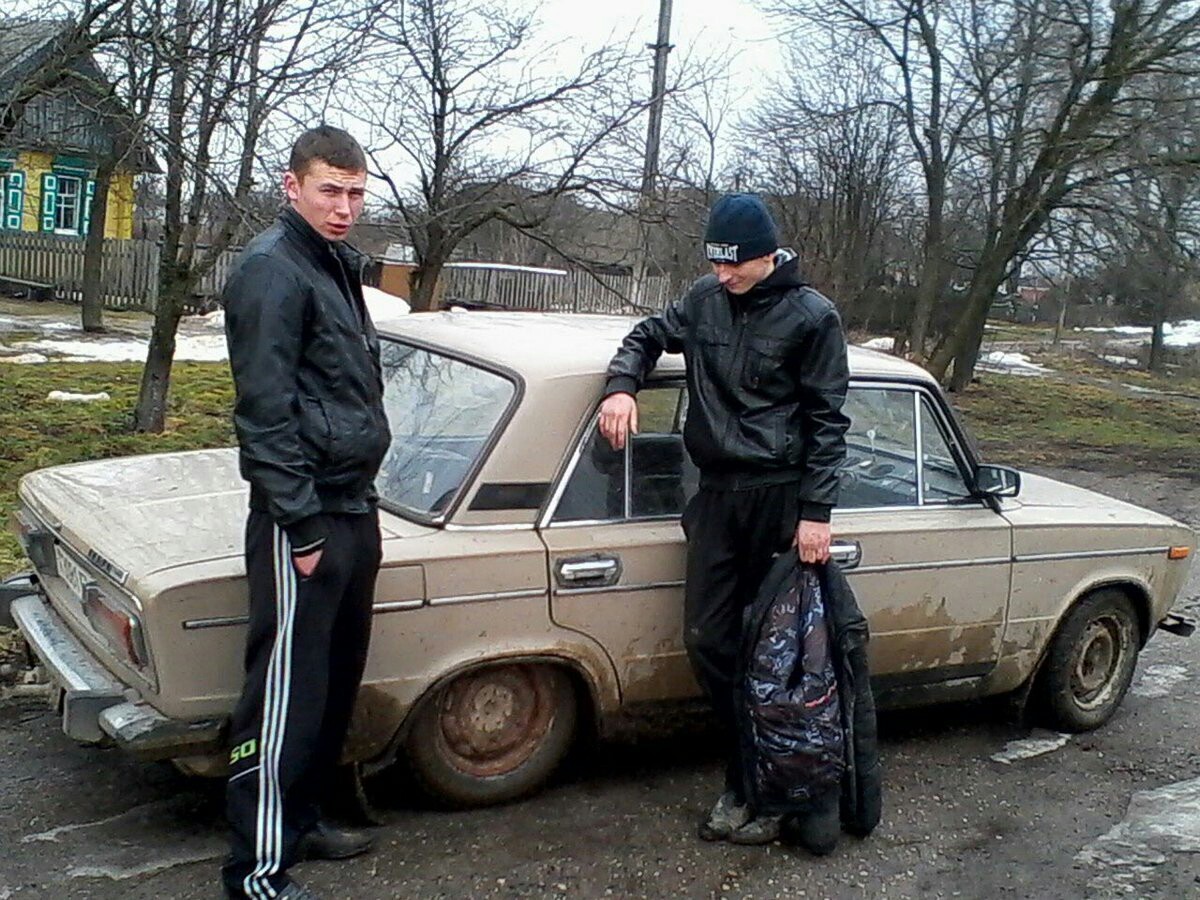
376, 340, 516, 519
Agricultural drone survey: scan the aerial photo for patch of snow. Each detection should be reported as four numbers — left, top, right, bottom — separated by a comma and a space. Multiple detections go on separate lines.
46, 390, 110, 403
858, 336, 895, 352
990, 731, 1072, 764
1100, 355, 1139, 367
1084, 325, 1152, 336
10, 334, 227, 363
364, 285, 410, 323
1082, 320, 1200, 348
1132, 663, 1188, 699
1077, 775, 1200, 889
1, 352, 48, 364
1124, 384, 1167, 396
976, 350, 1053, 377
185, 308, 225, 329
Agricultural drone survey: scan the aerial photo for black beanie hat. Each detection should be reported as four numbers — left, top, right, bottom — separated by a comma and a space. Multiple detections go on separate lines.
703, 193, 780, 264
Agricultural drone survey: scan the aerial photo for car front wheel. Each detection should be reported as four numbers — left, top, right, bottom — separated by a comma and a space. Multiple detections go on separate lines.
1036, 589, 1140, 732
405, 662, 578, 807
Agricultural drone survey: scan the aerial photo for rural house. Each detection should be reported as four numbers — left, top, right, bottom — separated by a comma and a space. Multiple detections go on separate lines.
0, 18, 156, 239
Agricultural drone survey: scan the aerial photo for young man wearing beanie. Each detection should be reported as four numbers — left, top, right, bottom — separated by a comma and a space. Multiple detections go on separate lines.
598, 193, 850, 845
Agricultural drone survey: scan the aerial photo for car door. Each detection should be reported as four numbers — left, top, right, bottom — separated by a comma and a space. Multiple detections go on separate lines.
835, 382, 1013, 688
539, 383, 701, 703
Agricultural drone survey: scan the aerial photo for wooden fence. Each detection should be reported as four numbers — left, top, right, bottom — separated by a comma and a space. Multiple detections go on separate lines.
0, 231, 239, 312
0, 232, 671, 317
440, 264, 671, 314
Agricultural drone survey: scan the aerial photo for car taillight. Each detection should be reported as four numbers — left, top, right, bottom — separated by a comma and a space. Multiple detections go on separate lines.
82, 585, 148, 669
1168, 547, 1191, 560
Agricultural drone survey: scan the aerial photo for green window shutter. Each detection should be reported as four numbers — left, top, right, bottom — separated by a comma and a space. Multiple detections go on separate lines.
40, 173, 57, 232
81, 179, 96, 235
4, 171, 23, 230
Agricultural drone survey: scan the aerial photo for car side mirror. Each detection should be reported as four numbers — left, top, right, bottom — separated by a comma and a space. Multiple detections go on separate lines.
974, 464, 1021, 497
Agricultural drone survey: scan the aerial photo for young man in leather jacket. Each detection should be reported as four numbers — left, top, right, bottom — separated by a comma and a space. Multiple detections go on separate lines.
599, 193, 850, 845
221, 126, 391, 900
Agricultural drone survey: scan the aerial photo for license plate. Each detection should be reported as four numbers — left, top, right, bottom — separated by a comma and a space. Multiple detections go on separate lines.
54, 546, 91, 602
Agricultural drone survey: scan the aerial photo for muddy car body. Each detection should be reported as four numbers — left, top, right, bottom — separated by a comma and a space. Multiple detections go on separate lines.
5, 312, 1196, 806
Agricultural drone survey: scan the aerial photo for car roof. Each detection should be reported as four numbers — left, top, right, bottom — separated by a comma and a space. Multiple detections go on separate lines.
376, 311, 935, 384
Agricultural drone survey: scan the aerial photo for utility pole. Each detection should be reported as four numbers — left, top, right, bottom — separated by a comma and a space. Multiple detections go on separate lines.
632, 0, 673, 310
641, 0, 673, 198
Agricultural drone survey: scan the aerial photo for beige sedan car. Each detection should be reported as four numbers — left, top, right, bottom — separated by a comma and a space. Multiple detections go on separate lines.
5, 312, 1196, 806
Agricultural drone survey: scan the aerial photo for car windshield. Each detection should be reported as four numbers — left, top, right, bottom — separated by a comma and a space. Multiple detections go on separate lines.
376, 339, 516, 519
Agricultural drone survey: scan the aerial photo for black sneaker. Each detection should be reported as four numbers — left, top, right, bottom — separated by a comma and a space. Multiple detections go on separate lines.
297, 821, 374, 861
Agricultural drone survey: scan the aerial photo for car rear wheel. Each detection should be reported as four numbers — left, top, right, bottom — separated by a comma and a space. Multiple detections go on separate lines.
1035, 589, 1140, 732
405, 663, 577, 807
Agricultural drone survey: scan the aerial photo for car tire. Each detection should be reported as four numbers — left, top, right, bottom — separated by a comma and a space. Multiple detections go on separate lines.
1035, 589, 1141, 732
405, 663, 578, 808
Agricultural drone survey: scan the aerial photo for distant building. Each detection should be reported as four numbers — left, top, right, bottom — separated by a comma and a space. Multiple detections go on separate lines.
0, 19, 157, 239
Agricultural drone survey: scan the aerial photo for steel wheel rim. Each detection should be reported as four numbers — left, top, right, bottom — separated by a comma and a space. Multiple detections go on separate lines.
434, 665, 556, 778
1071, 615, 1125, 709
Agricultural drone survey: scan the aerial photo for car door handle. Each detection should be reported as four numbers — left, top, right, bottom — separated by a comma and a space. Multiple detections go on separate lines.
556, 556, 622, 588
830, 540, 862, 570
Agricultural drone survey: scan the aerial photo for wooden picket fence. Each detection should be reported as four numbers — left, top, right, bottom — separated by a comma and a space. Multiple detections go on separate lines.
440, 263, 671, 314
0, 231, 239, 312
0, 231, 671, 316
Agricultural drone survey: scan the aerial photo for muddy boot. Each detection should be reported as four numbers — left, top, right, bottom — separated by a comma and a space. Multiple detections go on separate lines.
698, 790, 751, 842
785, 786, 841, 856
728, 814, 783, 846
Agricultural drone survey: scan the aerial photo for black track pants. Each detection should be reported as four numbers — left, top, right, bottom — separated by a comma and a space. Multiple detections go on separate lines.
682, 484, 799, 803
222, 510, 381, 899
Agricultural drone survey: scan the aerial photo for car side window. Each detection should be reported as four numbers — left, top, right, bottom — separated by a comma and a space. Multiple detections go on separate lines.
839, 387, 919, 508
920, 398, 974, 503
552, 386, 696, 524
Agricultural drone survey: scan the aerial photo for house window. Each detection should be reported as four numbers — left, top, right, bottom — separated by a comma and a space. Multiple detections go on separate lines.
0, 171, 25, 230
54, 175, 82, 234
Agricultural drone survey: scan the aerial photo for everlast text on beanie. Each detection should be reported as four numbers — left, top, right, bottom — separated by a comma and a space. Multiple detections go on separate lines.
703, 193, 781, 264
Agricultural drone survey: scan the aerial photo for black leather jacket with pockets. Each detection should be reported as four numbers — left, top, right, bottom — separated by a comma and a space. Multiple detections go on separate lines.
223, 207, 391, 553
605, 253, 850, 519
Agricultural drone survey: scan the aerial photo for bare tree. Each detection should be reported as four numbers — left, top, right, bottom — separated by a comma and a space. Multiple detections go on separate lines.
749, 51, 908, 328
126, 0, 380, 432
357, 0, 650, 311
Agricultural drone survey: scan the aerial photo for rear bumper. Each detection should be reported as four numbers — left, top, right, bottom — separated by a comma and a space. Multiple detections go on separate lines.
11, 593, 125, 742
10, 591, 223, 756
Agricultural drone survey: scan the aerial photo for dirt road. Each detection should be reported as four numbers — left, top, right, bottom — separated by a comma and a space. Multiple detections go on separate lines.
2, 466, 1198, 900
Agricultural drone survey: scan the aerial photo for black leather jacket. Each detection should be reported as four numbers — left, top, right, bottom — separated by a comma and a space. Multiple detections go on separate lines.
605, 252, 850, 519
223, 207, 391, 553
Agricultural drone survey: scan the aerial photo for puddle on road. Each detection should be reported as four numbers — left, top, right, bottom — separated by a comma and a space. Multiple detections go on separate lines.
1132, 663, 1189, 699
1076, 775, 1200, 892
21, 796, 223, 883
989, 731, 1072, 764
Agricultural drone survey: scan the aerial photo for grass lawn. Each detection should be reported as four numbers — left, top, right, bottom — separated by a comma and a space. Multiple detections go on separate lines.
0, 361, 234, 576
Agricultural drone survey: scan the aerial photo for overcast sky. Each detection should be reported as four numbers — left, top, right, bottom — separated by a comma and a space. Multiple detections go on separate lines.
534, 0, 784, 97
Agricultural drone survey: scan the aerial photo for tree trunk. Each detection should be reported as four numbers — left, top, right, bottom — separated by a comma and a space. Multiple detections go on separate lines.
947, 309, 989, 391
1148, 320, 1165, 373
906, 231, 943, 360
132, 271, 187, 432
410, 256, 447, 311
80, 161, 115, 333
928, 254, 1009, 384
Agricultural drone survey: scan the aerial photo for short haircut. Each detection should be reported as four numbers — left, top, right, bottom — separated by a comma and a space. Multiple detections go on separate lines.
289, 125, 367, 178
